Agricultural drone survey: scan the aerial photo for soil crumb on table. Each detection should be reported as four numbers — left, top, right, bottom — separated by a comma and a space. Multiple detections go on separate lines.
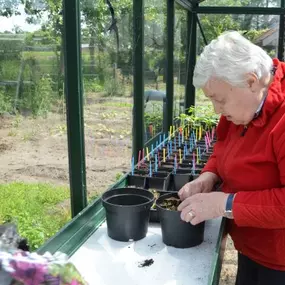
138, 258, 154, 267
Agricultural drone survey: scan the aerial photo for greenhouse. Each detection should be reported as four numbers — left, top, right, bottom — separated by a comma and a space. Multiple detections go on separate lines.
0, 0, 284, 284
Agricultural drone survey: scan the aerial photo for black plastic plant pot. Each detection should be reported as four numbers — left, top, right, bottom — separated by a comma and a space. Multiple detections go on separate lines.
162, 157, 175, 164
191, 163, 205, 170
192, 169, 202, 175
127, 175, 146, 188
147, 189, 169, 223
178, 163, 192, 169
127, 169, 148, 188
168, 148, 185, 157
172, 170, 193, 192
169, 147, 185, 155
132, 169, 148, 175
146, 171, 171, 190
163, 157, 191, 165
135, 163, 153, 171
197, 161, 207, 168
156, 193, 205, 248
183, 155, 208, 164
158, 166, 174, 173
175, 166, 203, 175
201, 153, 212, 160
160, 162, 175, 170
198, 146, 213, 153
181, 158, 195, 165
172, 168, 190, 174
102, 188, 154, 242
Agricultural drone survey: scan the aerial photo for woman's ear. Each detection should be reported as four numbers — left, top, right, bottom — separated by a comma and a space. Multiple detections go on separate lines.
246, 73, 259, 92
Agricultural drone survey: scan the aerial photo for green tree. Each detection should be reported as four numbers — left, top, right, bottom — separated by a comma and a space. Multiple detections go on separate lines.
0, 0, 21, 17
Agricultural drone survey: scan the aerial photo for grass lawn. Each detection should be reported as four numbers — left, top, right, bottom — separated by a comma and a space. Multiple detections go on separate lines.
0, 182, 71, 250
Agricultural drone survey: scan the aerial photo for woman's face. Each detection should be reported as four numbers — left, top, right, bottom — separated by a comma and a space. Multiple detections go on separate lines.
202, 78, 264, 125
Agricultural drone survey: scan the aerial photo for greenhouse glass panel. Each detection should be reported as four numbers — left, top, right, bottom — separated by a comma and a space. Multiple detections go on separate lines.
196, 13, 280, 110
80, 0, 133, 200
0, 0, 70, 250
144, 0, 166, 141
173, 4, 187, 118
197, 13, 280, 58
200, 0, 281, 7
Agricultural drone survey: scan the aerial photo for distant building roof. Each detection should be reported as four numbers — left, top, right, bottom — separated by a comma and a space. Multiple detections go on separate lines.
254, 28, 279, 47
254, 18, 280, 48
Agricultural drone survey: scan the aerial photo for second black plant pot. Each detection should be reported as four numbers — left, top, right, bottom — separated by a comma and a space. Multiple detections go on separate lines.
156, 193, 205, 248
102, 188, 154, 242
172, 170, 192, 192
146, 171, 171, 190
147, 189, 169, 223
127, 170, 148, 188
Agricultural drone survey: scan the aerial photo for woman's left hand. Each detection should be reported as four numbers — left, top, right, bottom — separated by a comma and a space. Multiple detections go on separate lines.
177, 192, 229, 225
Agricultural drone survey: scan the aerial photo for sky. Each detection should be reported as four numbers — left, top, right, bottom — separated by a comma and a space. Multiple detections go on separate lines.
0, 4, 43, 33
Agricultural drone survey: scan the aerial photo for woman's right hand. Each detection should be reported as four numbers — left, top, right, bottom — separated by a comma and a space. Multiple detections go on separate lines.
178, 172, 220, 201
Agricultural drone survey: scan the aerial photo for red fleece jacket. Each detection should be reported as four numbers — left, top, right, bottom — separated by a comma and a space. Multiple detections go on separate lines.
202, 58, 285, 271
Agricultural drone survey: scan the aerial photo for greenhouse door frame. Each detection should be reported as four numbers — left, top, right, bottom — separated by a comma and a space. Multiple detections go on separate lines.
60, 0, 285, 216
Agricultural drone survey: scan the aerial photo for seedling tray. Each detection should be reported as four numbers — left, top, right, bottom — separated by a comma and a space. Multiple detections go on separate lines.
145, 171, 171, 190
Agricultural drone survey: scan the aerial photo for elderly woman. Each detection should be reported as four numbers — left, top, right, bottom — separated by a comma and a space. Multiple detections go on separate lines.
178, 31, 285, 285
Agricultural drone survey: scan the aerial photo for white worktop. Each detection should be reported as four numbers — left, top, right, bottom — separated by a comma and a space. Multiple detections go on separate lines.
70, 217, 222, 285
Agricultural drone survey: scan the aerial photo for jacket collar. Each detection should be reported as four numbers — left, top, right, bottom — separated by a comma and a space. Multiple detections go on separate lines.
252, 58, 285, 127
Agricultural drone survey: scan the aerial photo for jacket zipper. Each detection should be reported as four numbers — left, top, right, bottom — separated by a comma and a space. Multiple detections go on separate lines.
221, 125, 245, 180
240, 125, 248, 136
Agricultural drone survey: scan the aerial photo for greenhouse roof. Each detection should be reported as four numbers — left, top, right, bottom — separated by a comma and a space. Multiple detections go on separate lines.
176, 0, 284, 14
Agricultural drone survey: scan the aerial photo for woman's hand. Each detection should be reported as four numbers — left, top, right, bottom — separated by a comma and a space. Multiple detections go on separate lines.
177, 192, 229, 225
178, 172, 220, 201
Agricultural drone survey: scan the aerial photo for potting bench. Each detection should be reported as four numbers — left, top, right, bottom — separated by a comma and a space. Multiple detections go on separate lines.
69, 218, 225, 285
38, 173, 226, 285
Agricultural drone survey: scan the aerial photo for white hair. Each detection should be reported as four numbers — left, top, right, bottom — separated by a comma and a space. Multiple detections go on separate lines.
193, 31, 273, 88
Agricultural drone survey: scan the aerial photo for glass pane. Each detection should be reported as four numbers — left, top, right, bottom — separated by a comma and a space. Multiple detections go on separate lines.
173, 4, 187, 118
200, 0, 281, 7
80, 0, 133, 200
0, 0, 70, 250
196, 13, 280, 106
144, 0, 166, 141
197, 14, 279, 57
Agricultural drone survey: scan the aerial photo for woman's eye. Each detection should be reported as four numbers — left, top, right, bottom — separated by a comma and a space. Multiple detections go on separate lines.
213, 98, 222, 103
216, 98, 225, 104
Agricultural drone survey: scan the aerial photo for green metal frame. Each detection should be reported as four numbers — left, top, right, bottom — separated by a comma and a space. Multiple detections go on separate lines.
166, 0, 175, 131
62, 0, 87, 217
278, 0, 285, 61
132, 0, 145, 164
197, 14, 208, 46
175, 0, 192, 11
208, 218, 227, 285
185, 8, 197, 109
196, 6, 285, 15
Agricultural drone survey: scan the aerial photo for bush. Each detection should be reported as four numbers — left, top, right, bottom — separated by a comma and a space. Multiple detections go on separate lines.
103, 68, 125, 97
0, 87, 13, 114
0, 182, 71, 250
23, 75, 54, 116
145, 104, 163, 139
0, 59, 21, 80
83, 77, 104, 93
0, 36, 23, 61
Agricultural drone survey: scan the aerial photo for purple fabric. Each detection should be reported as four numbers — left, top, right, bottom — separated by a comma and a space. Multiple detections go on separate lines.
0, 250, 88, 285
